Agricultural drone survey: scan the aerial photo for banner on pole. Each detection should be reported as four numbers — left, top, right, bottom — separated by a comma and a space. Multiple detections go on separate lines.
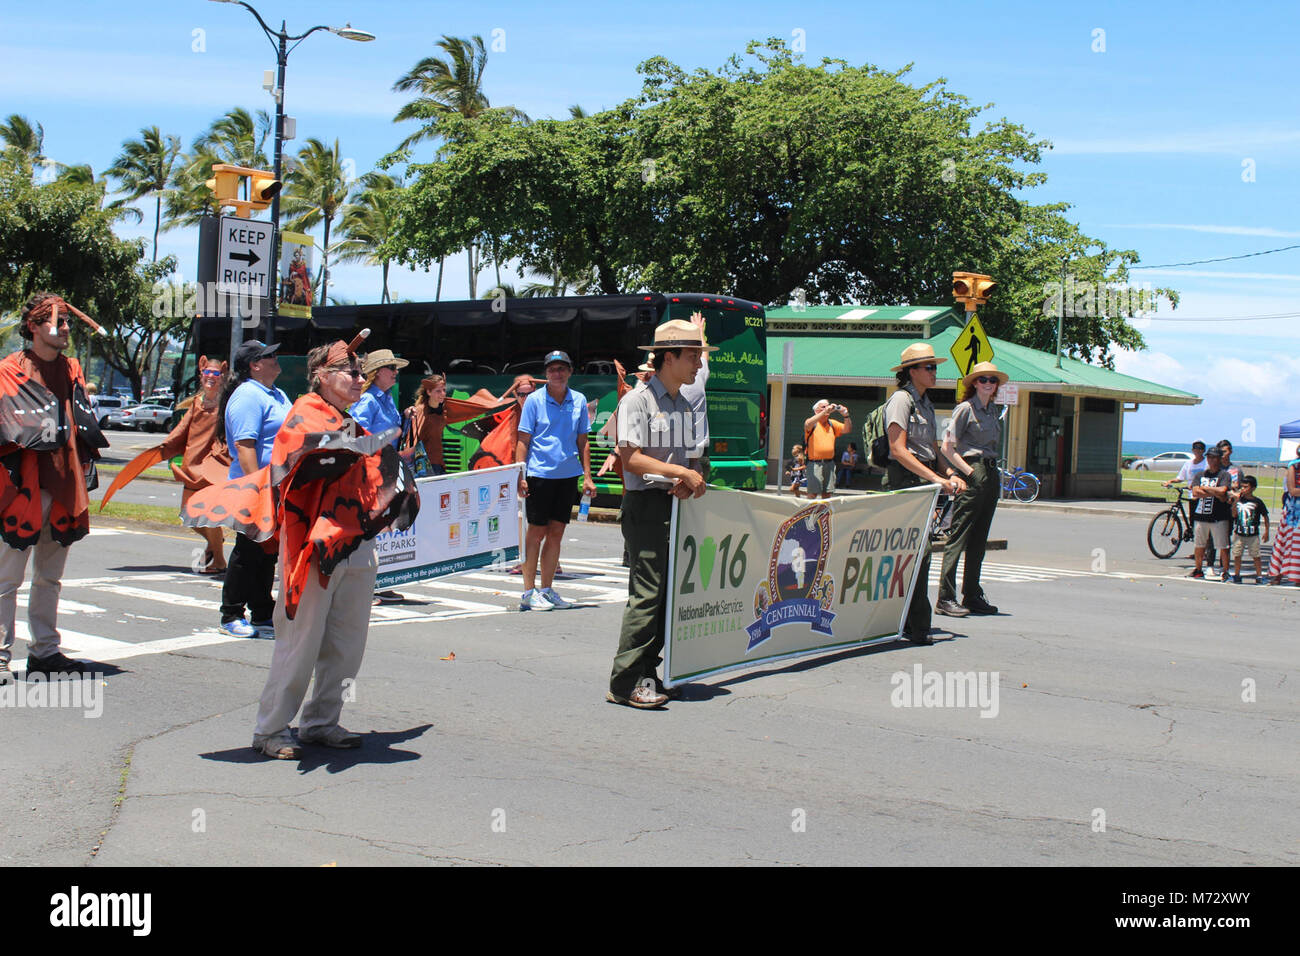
374, 463, 522, 588
664, 485, 937, 686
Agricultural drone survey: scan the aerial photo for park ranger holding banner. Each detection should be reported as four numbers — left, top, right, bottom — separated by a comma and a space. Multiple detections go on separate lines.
606, 319, 715, 709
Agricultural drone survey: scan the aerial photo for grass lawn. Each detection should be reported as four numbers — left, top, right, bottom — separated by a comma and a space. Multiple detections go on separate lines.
95, 500, 185, 528
1121, 470, 1289, 508
97, 463, 175, 482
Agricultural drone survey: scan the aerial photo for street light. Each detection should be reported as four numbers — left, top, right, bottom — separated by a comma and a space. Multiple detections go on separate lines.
208, 0, 373, 343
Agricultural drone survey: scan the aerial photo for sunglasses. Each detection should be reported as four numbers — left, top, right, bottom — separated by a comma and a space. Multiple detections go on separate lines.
916, 364, 938, 372
381, 365, 399, 373
200, 369, 223, 378
329, 367, 364, 379
975, 376, 999, 384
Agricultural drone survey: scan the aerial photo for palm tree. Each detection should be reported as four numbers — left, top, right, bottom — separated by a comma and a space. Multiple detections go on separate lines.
107, 126, 181, 262
392, 35, 530, 298
193, 107, 271, 197
1, 114, 45, 165
333, 172, 403, 303
281, 138, 351, 306
164, 146, 222, 229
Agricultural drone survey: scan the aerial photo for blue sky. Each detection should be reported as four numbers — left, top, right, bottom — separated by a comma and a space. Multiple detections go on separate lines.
5, 0, 1298, 447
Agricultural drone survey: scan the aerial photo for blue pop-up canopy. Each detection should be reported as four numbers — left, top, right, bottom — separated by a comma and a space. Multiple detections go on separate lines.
1281, 419, 1300, 439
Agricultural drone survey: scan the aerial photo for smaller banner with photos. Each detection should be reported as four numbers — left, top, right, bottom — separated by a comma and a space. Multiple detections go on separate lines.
374, 463, 522, 588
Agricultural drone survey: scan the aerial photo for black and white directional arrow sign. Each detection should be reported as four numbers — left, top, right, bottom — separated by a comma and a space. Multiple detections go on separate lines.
217, 216, 273, 299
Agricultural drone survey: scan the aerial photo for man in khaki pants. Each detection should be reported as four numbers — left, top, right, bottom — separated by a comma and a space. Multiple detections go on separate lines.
0, 292, 107, 680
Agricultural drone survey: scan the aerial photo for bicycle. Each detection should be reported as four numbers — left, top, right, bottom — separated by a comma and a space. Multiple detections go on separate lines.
1146, 487, 1215, 566
999, 463, 1041, 502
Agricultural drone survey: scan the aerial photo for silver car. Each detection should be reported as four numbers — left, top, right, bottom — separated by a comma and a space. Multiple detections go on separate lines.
1130, 451, 1193, 472
117, 400, 174, 432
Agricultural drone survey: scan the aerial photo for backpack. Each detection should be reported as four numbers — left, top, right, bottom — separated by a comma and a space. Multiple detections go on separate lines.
863, 391, 913, 468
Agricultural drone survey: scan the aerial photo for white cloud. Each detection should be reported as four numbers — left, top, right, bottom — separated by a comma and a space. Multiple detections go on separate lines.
1113, 350, 1193, 390
1051, 129, 1300, 155
1204, 356, 1300, 403
1109, 224, 1300, 239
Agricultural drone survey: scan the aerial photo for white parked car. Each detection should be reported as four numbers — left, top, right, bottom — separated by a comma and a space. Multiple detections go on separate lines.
1130, 451, 1193, 472
116, 400, 174, 432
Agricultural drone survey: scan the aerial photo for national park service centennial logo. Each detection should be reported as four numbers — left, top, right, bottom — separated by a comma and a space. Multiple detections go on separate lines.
747, 503, 836, 651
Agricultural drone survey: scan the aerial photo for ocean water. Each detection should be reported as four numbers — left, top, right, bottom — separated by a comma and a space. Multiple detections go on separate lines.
1122, 440, 1289, 465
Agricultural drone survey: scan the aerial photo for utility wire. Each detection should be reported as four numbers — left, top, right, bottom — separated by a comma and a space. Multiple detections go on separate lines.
1129, 243, 1300, 270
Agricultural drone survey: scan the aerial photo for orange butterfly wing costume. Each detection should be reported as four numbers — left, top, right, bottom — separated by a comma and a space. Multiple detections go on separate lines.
0, 351, 106, 549
182, 392, 418, 619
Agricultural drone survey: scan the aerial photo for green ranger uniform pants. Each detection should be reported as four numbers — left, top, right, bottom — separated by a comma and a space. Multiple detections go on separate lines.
885, 461, 932, 642
938, 459, 1000, 604
609, 489, 673, 697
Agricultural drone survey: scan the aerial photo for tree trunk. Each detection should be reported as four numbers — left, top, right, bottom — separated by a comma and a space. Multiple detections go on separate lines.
319, 217, 333, 306
435, 257, 444, 301
152, 193, 162, 263
382, 260, 390, 304
467, 241, 477, 299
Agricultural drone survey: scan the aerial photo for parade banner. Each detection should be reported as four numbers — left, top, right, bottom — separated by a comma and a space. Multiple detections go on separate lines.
374, 463, 522, 588
664, 485, 938, 686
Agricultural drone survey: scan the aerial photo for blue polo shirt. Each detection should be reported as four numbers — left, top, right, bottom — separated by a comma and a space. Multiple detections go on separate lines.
349, 385, 402, 448
225, 379, 292, 478
518, 386, 589, 479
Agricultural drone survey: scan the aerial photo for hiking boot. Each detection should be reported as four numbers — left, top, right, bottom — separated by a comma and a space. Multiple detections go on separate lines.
935, 598, 970, 617
965, 594, 999, 615
25, 651, 88, 676
606, 677, 668, 709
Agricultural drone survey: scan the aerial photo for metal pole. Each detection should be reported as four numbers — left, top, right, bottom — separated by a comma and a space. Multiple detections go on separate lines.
266, 26, 287, 346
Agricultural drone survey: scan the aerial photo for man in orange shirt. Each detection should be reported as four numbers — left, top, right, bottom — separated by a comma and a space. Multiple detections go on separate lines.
802, 399, 851, 499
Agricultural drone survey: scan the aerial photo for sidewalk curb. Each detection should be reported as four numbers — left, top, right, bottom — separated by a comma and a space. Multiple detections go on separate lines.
998, 500, 1157, 520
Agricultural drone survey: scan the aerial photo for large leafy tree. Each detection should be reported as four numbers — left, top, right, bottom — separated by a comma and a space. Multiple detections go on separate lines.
333, 171, 403, 303
106, 126, 181, 262
392, 39, 1173, 364
0, 153, 188, 398
281, 138, 351, 305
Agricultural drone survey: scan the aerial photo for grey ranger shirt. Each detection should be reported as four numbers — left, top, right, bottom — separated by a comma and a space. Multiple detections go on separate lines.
617, 374, 697, 491
947, 395, 1002, 458
884, 382, 937, 463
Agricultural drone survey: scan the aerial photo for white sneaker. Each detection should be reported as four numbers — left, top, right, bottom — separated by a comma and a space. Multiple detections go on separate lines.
520, 588, 554, 611
540, 587, 573, 609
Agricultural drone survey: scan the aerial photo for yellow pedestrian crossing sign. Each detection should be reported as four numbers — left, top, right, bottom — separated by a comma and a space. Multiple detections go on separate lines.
950, 313, 994, 378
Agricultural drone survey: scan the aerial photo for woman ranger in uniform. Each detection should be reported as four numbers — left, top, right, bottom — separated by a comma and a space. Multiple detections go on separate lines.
937, 361, 1008, 616
884, 343, 966, 645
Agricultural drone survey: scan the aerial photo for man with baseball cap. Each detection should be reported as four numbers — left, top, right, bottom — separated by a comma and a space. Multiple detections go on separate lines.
218, 339, 291, 638
607, 319, 715, 708
516, 350, 595, 611
1189, 445, 1232, 581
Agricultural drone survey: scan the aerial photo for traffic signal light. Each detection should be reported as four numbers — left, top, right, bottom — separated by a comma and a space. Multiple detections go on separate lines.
952, 271, 996, 310
204, 164, 281, 219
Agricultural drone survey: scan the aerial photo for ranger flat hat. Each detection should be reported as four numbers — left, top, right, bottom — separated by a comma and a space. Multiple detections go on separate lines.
361, 348, 409, 376
891, 342, 947, 373
636, 352, 654, 373
639, 319, 719, 352
961, 361, 1009, 388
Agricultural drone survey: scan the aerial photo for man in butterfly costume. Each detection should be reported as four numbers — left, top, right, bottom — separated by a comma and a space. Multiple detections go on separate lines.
0, 292, 108, 680
183, 335, 419, 759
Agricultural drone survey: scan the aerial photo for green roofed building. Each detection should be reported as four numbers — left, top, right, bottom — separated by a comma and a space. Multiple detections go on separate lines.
766, 305, 1199, 498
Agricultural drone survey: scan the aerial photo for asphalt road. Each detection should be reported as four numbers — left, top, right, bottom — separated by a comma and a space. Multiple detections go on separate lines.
2, 499, 1295, 866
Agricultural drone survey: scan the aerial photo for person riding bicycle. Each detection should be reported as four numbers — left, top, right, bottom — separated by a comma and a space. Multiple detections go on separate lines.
938, 361, 1006, 616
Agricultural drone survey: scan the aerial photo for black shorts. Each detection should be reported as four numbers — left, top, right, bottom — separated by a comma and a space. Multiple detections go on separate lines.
525, 475, 579, 526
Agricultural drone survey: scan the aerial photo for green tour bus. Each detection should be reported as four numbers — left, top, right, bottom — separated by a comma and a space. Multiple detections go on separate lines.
195, 293, 767, 499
